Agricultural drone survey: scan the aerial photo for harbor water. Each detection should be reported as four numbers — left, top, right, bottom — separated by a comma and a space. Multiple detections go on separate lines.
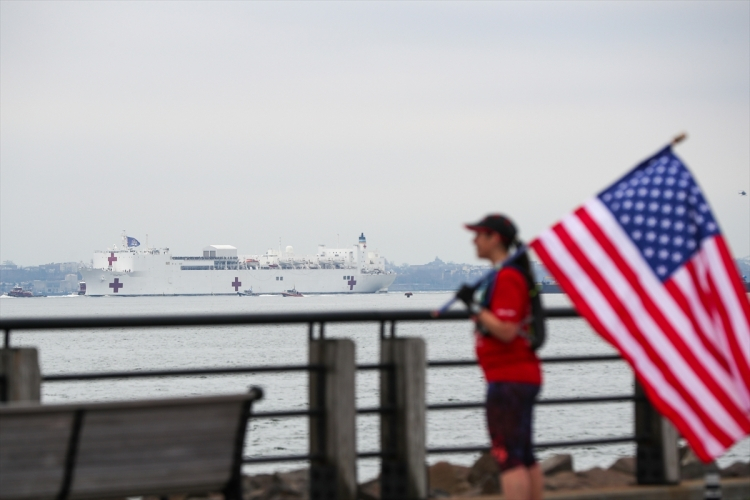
1, 292, 747, 480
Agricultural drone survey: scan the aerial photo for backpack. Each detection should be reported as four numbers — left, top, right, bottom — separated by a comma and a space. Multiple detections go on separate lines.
478, 264, 546, 351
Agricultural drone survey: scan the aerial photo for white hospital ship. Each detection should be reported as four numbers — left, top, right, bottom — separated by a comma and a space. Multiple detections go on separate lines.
80, 233, 396, 296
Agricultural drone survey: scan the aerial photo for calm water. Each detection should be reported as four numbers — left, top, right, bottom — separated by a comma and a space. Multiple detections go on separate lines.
1, 293, 747, 480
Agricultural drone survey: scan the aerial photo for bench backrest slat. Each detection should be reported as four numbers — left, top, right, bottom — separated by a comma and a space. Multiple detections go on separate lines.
70, 402, 242, 499
0, 393, 259, 500
0, 412, 75, 500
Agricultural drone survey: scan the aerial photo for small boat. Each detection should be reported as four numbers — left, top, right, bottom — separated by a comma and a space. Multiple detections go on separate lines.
282, 288, 304, 297
405, 292, 413, 298
77, 282, 87, 296
7, 286, 34, 297
239, 287, 257, 296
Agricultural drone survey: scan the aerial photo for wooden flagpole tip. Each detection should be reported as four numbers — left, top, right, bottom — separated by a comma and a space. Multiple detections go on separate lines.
671, 132, 687, 146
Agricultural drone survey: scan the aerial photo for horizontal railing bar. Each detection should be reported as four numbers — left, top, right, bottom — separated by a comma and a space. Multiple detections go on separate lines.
428, 360, 477, 367
428, 354, 621, 368
357, 451, 393, 459
535, 436, 637, 448
427, 436, 636, 455
0, 307, 579, 331
254, 409, 318, 418
540, 354, 622, 363
427, 445, 489, 454
42, 364, 322, 382
427, 395, 638, 411
428, 402, 484, 410
356, 405, 394, 415
357, 363, 393, 371
243, 454, 314, 464
538, 395, 639, 405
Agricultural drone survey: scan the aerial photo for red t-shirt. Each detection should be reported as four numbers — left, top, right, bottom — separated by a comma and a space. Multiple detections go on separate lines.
474, 266, 542, 385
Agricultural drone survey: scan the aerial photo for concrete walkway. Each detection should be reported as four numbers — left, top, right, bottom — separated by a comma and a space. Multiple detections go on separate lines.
454, 478, 750, 500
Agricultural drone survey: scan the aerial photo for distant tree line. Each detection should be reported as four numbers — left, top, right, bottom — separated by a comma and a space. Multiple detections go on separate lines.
0, 261, 83, 294
387, 256, 750, 292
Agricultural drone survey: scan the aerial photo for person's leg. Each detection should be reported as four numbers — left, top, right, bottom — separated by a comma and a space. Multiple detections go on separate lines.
487, 383, 533, 499
500, 466, 531, 500
518, 383, 542, 500
486, 382, 518, 471
528, 463, 543, 500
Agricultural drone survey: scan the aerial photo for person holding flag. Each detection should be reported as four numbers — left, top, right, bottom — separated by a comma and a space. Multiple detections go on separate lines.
458, 214, 543, 500
445, 136, 750, 482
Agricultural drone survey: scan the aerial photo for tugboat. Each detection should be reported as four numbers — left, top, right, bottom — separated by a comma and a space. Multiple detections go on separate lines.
281, 287, 304, 297
7, 286, 34, 297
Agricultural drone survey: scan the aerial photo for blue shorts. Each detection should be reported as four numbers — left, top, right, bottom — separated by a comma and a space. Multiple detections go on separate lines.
485, 381, 540, 472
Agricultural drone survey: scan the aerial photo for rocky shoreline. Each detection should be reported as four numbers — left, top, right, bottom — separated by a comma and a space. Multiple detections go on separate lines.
139, 452, 749, 500
233, 451, 749, 500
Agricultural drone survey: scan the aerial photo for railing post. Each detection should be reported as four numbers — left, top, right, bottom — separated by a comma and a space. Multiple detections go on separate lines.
309, 338, 357, 500
0, 348, 41, 403
380, 337, 427, 500
635, 381, 680, 484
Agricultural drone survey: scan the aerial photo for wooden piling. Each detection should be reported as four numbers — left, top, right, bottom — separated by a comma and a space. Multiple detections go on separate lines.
0, 348, 41, 403
635, 381, 680, 484
309, 339, 357, 500
380, 337, 427, 500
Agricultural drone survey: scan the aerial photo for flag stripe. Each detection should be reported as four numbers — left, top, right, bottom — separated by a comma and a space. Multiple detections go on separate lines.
532, 228, 724, 460
668, 265, 729, 371
556, 209, 744, 442
581, 201, 750, 422
708, 238, 750, 372
704, 239, 750, 401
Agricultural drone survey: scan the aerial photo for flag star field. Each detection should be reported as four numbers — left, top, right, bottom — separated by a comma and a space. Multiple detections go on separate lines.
598, 148, 720, 281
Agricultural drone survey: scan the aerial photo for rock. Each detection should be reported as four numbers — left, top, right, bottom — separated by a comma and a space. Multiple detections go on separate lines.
242, 469, 308, 500
721, 461, 750, 478
276, 469, 308, 496
681, 461, 705, 480
467, 452, 500, 494
358, 477, 380, 500
544, 471, 581, 491
544, 465, 634, 492
144, 494, 218, 500
680, 445, 701, 467
475, 473, 499, 495
428, 461, 473, 496
540, 454, 573, 476
429, 488, 451, 498
577, 467, 635, 489
608, 457, 635, 475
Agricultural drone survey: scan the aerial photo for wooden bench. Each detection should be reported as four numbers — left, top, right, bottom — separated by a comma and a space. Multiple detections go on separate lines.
0, 387, 263, 500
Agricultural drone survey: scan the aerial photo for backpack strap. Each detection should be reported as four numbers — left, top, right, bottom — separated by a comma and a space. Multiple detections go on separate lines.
491, 263, 547, 351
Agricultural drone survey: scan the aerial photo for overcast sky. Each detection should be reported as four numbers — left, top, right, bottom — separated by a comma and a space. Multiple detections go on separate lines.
1, 1, 748, 266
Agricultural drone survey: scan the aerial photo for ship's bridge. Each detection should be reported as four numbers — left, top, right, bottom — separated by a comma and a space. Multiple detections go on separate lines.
202, 245, 237, 258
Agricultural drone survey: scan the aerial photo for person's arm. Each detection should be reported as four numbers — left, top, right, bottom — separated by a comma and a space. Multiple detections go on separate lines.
473, 309, 519, 342
473, 269, 526, 343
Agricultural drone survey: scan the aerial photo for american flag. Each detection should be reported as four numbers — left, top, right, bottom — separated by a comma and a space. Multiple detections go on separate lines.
529, 145, 750, 462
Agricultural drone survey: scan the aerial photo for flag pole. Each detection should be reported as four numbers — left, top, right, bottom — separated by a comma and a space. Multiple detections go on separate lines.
431, 244, 528, 318
671, 132, 687, 146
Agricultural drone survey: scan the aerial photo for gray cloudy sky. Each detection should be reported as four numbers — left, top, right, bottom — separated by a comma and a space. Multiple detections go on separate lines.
1, 1, 749, 266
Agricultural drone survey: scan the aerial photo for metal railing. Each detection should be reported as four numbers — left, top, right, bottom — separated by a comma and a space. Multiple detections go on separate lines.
0, 307, 641, 466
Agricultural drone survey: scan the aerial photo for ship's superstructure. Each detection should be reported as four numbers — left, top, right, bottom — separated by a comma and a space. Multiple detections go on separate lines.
80, 232, 395, 296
